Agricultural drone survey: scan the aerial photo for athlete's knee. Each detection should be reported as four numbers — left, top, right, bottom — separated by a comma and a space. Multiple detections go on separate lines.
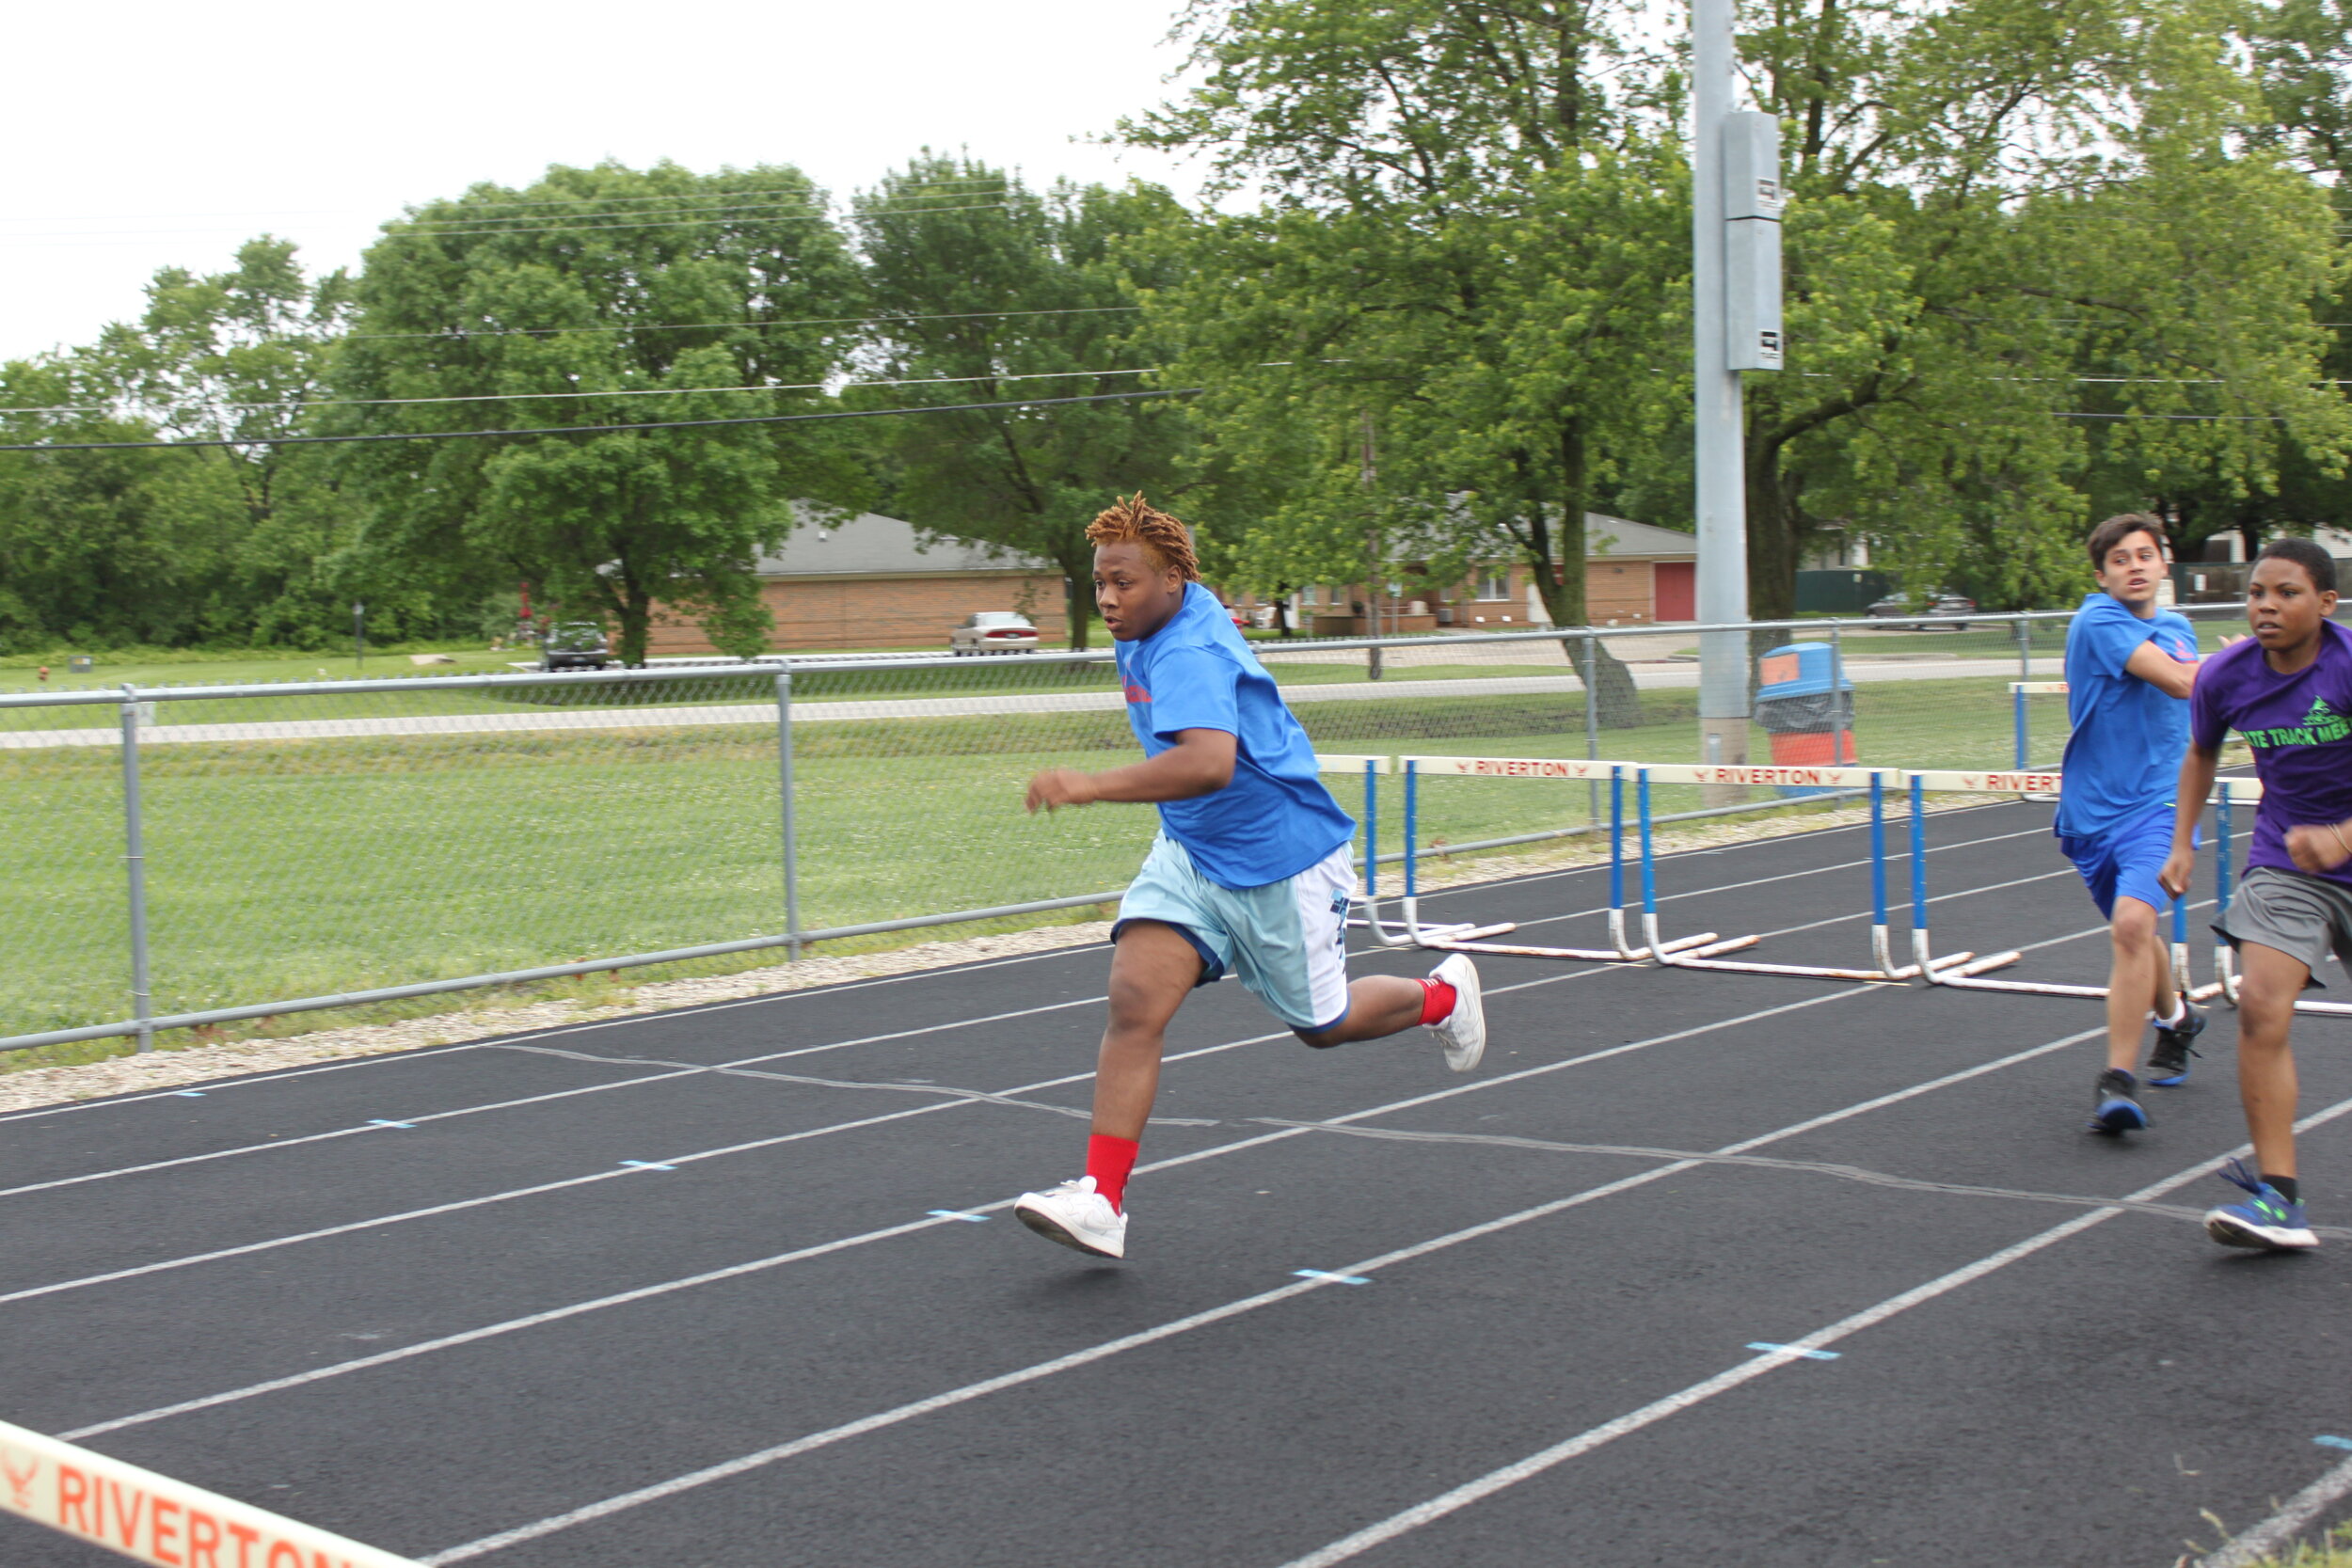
2109, 898, 2160, 946
2236, 982, 2298, 1042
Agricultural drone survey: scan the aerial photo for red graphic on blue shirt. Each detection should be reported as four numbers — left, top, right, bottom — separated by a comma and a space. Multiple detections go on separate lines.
2166, 634, 2198, 660
1123, 682, 1151, 705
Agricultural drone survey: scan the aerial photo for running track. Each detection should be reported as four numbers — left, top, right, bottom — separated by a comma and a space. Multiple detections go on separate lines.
2, 799, 2345, 1567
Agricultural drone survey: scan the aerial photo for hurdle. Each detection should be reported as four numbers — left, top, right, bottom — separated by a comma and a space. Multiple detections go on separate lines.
2206, 778, 2352, 1017
1626, 763, 2002, 982
0, 1414, 421, 1567
1319, 754, 1516, 947
2010, 680, 2069, 770
1363, 756, 1741, 961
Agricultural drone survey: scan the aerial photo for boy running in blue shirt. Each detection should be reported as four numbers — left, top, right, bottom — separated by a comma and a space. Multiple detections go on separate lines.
2162, 538, 2352, 1251
2058, 514, 2206, 1134
1012, 495, 1485, 1259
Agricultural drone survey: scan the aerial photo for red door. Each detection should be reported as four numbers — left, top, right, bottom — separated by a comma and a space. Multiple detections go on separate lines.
1654, 561, 1695, 621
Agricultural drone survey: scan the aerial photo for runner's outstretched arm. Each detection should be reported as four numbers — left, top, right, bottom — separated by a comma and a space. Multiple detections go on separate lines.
2159, 742, 2218, 898
1026, 729, 1235, 811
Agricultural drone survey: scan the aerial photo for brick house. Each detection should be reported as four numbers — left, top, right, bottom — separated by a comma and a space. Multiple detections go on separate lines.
646, 511, 1068, 654
1286, 512, 1698, 633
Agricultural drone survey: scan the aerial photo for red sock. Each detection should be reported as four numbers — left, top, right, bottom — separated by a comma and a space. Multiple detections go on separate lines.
1086, 1133, 1140, 1212
1418, 976, 1458, 1026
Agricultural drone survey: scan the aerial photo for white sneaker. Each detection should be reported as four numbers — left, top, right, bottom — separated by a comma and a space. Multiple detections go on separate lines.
1013, 1175, 1128, 1259
1425, 953, 1485, 1072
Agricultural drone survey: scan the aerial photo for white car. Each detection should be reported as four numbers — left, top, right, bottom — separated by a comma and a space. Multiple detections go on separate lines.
950, 611, 1040, 655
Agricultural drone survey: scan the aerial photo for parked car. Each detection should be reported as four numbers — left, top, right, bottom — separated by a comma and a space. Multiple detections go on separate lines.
1865, 591, 1976, 630
540, 622, 613, 670
950, 611, 1040, 655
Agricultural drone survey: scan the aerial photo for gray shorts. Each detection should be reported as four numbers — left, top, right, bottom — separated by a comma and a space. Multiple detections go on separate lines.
2217, 867, 2352, 990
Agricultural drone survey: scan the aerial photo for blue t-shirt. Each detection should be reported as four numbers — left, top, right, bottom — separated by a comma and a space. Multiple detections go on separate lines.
2190, 618, 2352, 891
1115, 582, 1355, 889
2056, 592, 2201, 840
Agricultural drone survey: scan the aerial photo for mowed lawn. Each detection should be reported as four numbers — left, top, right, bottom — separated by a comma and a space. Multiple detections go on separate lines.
2, 677, 2045, 1039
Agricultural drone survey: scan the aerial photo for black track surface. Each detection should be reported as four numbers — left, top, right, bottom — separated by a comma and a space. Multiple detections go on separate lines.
6, 799, 2348, 1568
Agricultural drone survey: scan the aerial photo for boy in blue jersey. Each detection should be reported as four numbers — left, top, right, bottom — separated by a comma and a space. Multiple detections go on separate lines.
1011, 496, 1486, 1259
2161, 538, 2352, 1251
2058, 513, 2206, 1134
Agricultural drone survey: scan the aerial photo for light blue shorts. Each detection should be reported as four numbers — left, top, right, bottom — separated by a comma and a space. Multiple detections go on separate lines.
1114, 834, 1357, 1032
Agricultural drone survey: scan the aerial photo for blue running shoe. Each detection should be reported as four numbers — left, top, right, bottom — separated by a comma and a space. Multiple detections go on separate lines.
2088, 1069, 2149, 1134
2145, 1005, 2205, 1087
2204, 1159, 2317, 1251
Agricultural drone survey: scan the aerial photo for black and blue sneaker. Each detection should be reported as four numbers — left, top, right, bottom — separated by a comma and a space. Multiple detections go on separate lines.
2088, 1068, 2149, 1134
2204, 1159, 2317, 1251
2145, 1005, 2205, 1087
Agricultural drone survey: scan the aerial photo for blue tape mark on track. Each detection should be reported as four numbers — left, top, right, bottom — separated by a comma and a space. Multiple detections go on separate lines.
2316, 1435, 2352, 1451
619, 1160, 675, 1171
1295, 1269, 1372, 1285
1748, 1341, 1840, 1360
368, 1119, 413, 1129
172, 1091, 204, 1098
928, 1211, 989, 1223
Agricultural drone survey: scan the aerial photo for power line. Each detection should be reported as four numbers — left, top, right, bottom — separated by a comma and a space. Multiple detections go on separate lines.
339, 303, 1140, 343
382, 198, 1020, 243
0, 367, 1165, 418
0, 175, 1020, 236
0, 388, 1201, 453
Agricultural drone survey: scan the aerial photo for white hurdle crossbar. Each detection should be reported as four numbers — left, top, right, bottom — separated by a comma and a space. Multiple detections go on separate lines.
0, 1415, 421, 1568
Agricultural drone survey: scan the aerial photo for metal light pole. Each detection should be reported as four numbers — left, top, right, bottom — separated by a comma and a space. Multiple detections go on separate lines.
1692, 0, 1746, 788
1692, 0, 1782, 793
353, 602, 366, 671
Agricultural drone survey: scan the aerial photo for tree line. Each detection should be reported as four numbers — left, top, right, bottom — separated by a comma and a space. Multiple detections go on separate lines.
5, 0, 2349, 665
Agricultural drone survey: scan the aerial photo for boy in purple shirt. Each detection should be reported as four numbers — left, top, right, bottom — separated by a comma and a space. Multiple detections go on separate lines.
2163, 538, 2352, 1251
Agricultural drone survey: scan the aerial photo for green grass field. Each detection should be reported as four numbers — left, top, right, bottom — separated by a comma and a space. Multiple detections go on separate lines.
2, 673, 2044, 1044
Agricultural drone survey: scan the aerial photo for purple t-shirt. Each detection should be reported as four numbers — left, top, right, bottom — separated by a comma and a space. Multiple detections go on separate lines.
2189, 619, 2352, 889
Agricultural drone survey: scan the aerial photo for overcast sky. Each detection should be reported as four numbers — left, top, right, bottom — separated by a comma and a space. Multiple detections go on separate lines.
2, 0, 1204, 363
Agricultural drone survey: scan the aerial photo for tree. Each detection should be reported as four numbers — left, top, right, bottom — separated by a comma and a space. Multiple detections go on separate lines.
0, 356, 244, 650
334, 161, 870, 664
1126, 0, 1684, 718
79, 238, 428, 646
1734, 0, 2350, 610
850, 153, 1198, 650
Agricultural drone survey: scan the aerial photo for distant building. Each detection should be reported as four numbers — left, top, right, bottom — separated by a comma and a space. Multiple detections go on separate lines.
647, 511, 1068, 654
1284, 512, 1699, 634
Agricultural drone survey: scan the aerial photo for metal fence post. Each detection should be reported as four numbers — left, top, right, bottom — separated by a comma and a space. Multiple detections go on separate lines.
1581, 631, 1602, 824
2013, 619, 2033, 769
1829, 625, 1848, 765
119, 686, 154, 1053
775, 663, 801, 960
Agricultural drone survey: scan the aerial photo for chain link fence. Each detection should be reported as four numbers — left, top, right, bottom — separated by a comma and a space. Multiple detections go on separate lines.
2, 605, 2257, 1053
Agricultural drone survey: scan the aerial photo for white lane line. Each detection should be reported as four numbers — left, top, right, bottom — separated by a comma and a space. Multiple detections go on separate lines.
1270, 1094, 2352, 1568
0, 996, 1107, 1200
0, 801, 2028, 1128
0, 942, 1120, 1126
1, 830, 2058, 1197
61, 984, 1877, 1438
2200, 1452, 2352, 1567
411, 1015, 2118, 1564
4, 880, 2137, 1308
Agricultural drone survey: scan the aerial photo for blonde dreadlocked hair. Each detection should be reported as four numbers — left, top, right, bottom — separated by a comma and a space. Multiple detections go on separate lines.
1086, 493, 1200, 581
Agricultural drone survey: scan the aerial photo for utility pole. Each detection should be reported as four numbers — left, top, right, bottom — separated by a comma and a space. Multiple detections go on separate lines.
1361, 413, 1381, 641
1692, 0, 1783, 796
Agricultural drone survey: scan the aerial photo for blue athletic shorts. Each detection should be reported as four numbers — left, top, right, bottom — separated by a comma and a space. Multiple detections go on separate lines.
2058, 802, 2184, 921
1112, 833, 1356, 1033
